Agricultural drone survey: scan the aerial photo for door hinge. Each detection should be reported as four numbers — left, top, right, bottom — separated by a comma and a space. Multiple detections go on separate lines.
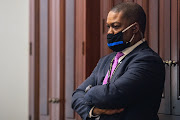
30, 42, 32, 56
29, 115, 31, 120
82, 41, 85, 55
102, 19, 105, 34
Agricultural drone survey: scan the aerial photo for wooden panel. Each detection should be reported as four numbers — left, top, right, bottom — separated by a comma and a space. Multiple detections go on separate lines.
29, 0, 40, 120
178, 0, 180, 102
100, 0, 112, 57
159, 0, 171, 59
135, 0, 142, 6
49, 0, 61, 119
124, 0, 134, 2
142, 0, 149, 42
30, 0, 67, 120
86, 0, 100, 77
115, 0, 123, 2
60, 0, 66, 119
39, 0, 49, 116
148, 0, 159, 52
49, 0, 66, 119
171, 0, 180, 115
158, 0, 171, 115
134, 0, 149, 42
75, 0, 100, 119
65, 0, 75, 119
34, 0, 40, 118
75, 0, 86, 90
75, 0, 100, 86
113, 0, 123, 5
75, 0, 86, 119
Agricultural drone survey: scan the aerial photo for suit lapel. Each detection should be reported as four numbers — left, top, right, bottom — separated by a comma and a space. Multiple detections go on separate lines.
97, 52, 116, 85
103, 52, 116, 75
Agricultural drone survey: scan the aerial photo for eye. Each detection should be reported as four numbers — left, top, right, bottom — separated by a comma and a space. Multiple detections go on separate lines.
106, 25, 110, 28
112, 25, 120, 29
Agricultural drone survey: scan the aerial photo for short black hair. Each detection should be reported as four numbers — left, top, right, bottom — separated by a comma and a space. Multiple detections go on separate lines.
111, 2, 146, 35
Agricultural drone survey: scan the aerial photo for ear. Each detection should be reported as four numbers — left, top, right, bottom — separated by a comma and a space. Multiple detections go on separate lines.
133, 23, 140, 34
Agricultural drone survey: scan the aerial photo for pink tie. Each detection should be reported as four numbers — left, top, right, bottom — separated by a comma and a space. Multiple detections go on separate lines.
103, 52, 124, 85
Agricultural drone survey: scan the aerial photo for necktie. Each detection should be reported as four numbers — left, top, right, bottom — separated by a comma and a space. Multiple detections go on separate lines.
103, 52, 124, 85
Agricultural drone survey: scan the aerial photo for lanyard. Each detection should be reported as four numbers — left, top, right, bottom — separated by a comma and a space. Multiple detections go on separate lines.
107, 57, 121, 83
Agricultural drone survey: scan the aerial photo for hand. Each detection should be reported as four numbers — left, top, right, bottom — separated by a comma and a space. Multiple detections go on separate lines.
93, 107, 124, 115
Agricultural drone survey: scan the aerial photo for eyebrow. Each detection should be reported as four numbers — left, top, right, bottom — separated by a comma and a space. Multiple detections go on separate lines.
106, 22, 121, 26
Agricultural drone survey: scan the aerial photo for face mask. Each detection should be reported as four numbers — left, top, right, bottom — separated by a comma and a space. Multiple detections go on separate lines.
107, 23, 136, 52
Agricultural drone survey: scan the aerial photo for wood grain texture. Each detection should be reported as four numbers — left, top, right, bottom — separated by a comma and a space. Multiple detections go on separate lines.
74, 1, 86, 119
74, 0, 100, 119
158, 0, 171, 115
65, 0, 75, 119
29, 0, 40, 120
148, 0, 159, 52
39, 0, 49, 117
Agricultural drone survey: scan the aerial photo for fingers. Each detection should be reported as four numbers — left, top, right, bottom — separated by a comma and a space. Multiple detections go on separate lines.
103, 108, 124, 115
93, 107, 124, 115
93, 107, 104, 115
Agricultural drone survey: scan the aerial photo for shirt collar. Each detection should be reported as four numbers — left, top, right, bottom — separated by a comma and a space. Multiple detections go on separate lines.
118, 38, 146, 63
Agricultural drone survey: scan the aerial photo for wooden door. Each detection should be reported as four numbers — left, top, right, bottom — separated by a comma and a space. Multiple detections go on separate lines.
39, 0, 50, 119
157, 0, 180, 119
65, 0, 75, 120
29, 0, 65, 120
40, 0, 66, 119
29, 0, 40, 119
74, 0, 100, 119
171, 0, 180, 116
157, 0, 171, 115
48, 0, 66, 119
100, 0, 113, 57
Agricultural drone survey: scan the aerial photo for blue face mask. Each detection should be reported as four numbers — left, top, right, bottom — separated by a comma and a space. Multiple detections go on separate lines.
107, 23, 136, 52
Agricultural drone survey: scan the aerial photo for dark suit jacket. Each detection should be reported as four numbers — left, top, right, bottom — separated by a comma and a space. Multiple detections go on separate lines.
72, 42, 165, 120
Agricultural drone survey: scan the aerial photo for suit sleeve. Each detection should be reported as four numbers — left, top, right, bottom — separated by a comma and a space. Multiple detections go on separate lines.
84, 54, 165, 109
71, 59, 102, 120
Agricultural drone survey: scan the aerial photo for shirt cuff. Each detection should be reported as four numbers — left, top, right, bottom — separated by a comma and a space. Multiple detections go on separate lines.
89, 106, 100, 118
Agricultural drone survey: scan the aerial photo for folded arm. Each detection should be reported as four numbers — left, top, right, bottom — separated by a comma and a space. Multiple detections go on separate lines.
71, 57, 125, 119
71, 59, 101, 120
84, 55, 165, 109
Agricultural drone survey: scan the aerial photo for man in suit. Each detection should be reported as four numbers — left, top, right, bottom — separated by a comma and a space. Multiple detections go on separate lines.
72, 2, 165, 120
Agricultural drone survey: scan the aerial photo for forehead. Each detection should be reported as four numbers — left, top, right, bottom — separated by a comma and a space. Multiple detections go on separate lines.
107, 11, 126, 24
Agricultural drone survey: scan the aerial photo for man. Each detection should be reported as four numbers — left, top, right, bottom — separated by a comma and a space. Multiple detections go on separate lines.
72, 2, 165, 120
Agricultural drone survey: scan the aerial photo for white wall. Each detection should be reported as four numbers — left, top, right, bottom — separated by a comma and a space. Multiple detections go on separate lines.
0, 0, 29, 120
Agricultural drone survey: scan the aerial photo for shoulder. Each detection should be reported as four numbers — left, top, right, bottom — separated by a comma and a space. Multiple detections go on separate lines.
128, 41, 163, 63
137, 47, 163, 62
128, 46, 165, 71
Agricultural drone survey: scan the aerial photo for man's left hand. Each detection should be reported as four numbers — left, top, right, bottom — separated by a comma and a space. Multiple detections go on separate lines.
93, 107, 124, 115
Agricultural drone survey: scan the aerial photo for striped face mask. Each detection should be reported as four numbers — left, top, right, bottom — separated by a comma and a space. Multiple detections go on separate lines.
107, 23, 136, 52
